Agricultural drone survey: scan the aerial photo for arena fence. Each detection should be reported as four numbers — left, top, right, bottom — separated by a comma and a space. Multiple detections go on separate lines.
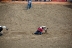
0, 0, 69, 2
0, 0, 72, 2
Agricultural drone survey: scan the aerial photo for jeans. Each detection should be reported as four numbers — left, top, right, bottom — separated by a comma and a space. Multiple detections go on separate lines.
27, 3, 32, 9
34, 31, 42, 35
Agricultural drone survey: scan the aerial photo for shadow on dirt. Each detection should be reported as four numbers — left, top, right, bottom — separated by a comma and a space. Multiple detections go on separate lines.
64, 5, 72, 9
0, 33, 3, 36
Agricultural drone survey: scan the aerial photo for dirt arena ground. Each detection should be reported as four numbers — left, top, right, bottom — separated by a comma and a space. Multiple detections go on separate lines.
0, 2, 72, 48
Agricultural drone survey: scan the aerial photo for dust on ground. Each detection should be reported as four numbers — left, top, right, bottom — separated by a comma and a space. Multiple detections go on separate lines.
0, 2, 72, 48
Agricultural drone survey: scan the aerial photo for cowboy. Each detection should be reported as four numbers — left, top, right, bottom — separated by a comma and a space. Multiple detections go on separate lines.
27, 0, 32, 9
34, 26, 48, 35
